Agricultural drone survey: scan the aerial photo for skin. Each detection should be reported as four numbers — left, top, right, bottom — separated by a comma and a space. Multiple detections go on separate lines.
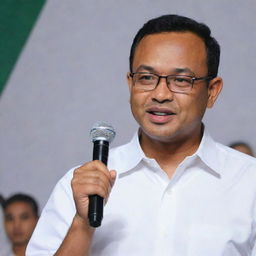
4, 202, 38, 256
231, 145, 254, 156
55, 31, 223, 255
127, 32, 223, 177
55, 161, 116, 256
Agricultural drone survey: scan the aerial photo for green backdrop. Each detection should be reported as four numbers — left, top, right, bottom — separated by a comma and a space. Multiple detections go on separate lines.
0, 0, 46, 96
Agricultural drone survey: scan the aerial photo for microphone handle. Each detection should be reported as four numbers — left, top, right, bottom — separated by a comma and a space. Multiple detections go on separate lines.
88, 140, 109, 227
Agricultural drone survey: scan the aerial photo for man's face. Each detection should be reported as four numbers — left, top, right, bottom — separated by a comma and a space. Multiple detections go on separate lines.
4, 201, 38, 246
127, 32, 222, 143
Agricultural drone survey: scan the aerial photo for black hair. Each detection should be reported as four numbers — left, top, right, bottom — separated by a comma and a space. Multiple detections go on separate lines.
3, 193, 39, 217
129, 14, 220, 77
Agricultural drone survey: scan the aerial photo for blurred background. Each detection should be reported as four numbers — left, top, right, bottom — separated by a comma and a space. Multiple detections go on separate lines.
0, 0, 255, 210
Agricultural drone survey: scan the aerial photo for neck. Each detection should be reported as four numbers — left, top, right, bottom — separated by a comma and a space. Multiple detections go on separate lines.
13, 243, 26, 256
140, 125, 203, 178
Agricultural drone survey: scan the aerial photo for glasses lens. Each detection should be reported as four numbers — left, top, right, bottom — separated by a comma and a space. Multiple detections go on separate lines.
168, 75, 193, 92
133, 73, 157, 90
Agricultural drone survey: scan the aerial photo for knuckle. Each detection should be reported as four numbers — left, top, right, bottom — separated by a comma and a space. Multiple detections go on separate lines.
91, 176, 100, 185
93, 160, 102, 165
71, 177, 77, 188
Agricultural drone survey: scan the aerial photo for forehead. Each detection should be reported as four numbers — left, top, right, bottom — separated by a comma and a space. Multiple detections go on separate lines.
133, 32, 207, 73
5, 201, 34, 215
234, 145, 252, 153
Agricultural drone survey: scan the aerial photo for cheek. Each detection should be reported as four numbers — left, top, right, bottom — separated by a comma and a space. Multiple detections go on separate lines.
177, 92, 208, 121
194, 91, 209, 113
130, 91, 147, 115
22, 220, 37, 233
4, 222, 13, 236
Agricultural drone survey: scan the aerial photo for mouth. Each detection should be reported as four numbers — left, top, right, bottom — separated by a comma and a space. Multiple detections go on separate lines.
13, 232, 23, 237
146, 107, 176, 116
146, 108, 176, 123
147, 111, 174, 116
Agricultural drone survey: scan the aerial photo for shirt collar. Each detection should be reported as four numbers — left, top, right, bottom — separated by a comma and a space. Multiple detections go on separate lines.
115, 130, 145, 174
194, 127, 222, 177
117, 127, 222, 177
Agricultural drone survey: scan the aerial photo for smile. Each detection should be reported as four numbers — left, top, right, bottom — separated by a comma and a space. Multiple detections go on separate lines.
146, 108, 176, 124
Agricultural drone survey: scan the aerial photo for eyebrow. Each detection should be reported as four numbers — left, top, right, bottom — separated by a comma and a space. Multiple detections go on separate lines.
134, 65, 156, 73
174, 68, 195, 75
134, 65, 195, 75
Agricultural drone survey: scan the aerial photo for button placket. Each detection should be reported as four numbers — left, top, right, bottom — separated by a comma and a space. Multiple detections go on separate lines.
153, 182, 178, 256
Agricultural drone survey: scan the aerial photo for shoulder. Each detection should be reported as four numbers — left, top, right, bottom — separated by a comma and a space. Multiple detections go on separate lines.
217, 142, 256, 166
49, 165, 80, 199
216, 142, 256, 180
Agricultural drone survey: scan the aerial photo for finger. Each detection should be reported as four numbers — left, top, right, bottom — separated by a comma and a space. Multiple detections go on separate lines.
83, 176, 110, 198
72, 178, 109, 200
81, 182, 109, 199
76, 160, 112, 181
74, 168, 112, 193
72, 169, 113, 199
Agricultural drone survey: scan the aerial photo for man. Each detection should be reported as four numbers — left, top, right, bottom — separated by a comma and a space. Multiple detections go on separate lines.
27, 14, 256, 255
3, 194, 39, 256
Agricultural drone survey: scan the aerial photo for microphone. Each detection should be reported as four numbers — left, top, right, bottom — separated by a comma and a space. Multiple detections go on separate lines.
88, 121, 116, 227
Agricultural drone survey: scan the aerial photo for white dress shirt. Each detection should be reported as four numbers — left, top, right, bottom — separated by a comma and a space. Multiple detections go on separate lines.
27, 129, 256, 256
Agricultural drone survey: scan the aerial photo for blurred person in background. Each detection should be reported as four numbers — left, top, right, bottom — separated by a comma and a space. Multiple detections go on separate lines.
3, 194, 39, 256
230, 141, 254, 157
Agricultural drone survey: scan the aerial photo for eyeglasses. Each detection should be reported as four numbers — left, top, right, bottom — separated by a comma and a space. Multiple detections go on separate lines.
129, 72, 214, 93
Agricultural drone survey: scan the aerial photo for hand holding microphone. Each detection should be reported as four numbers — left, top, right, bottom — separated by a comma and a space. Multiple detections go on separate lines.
71, 122, 116, 228
88, 122, 116, 227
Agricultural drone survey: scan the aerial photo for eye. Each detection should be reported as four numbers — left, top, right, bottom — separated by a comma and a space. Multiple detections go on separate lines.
173, 76, 192, 87
5, 214, 14, 222
175, 77, 190, 83
135, 73, 157, 85
138, 74, 155, 81
20, 213, 30, 220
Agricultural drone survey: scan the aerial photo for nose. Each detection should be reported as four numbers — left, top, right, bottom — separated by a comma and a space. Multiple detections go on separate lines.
151, 77, 174, 103
13, 218, 21, 230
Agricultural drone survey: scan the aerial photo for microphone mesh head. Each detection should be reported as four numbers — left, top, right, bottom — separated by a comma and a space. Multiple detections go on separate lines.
90, 121, 116, 143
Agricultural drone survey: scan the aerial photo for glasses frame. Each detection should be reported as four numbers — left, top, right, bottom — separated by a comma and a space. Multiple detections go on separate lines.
129, 72, 214, 93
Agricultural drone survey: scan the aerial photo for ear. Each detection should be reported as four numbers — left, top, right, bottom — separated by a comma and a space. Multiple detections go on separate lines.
207, 76, 223, 108
127, 72, 133, 93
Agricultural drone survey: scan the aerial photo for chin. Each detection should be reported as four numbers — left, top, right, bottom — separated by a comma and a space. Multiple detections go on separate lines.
142, 126, 179, 142
12, 237, 27, 245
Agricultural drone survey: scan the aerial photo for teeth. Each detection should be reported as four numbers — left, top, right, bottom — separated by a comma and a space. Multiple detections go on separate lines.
153, 112, 169, 116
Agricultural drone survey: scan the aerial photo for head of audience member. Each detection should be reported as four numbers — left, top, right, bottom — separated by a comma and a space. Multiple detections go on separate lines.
3, 193, 39, 256
230, 142, 254, 156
